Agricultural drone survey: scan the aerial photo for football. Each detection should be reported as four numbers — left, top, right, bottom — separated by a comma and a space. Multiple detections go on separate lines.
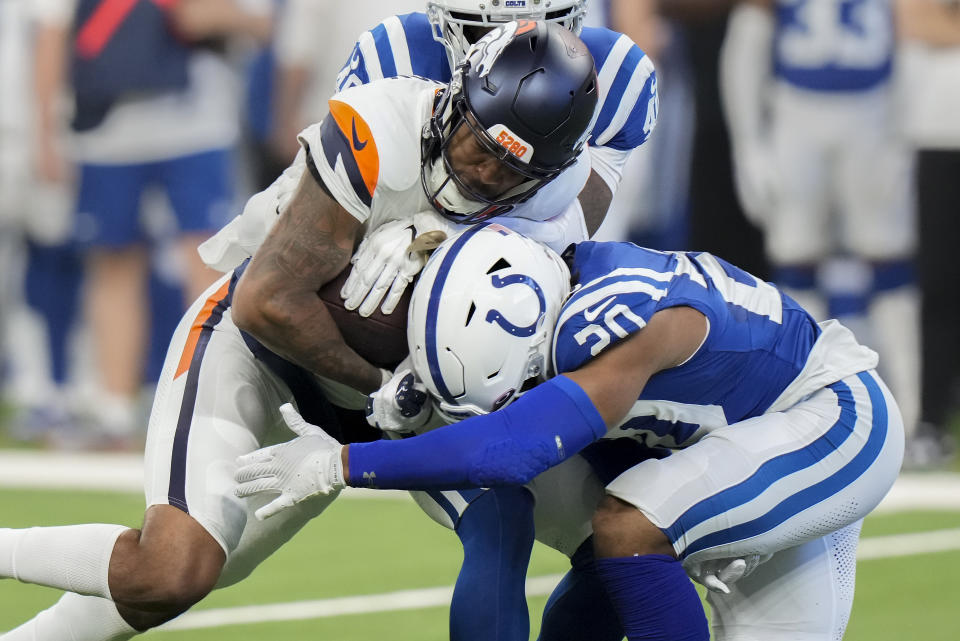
318, 266, 411, 369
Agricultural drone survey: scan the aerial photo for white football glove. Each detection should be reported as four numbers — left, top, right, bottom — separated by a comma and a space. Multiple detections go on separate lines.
341, 212, 452, 317
731, 141, 779, 227
686, 554, 770, 594
366, 362, 434, 434
234, 403, 345, 520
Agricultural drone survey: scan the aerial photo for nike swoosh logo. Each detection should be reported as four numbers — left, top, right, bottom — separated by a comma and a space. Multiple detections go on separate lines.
351, 118, 368, 151
583, 296, 616, 322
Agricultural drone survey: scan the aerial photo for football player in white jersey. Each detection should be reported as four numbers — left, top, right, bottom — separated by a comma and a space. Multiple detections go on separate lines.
333, 0, 658, 317
720, 0, 919, 449
337, 0, 657, 232
0, 22, 600, 640
237, 225, 904, 640
325, 3, 657, 637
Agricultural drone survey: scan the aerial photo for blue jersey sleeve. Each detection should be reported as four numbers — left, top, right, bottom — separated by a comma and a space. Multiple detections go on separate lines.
554, 244, 682, 373
337, 12, 451, 91
580, 27, 659, 151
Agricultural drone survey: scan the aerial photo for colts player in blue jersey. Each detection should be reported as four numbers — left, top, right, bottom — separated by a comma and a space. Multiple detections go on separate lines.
236, 225, 905, 640
720, 0, 919, 454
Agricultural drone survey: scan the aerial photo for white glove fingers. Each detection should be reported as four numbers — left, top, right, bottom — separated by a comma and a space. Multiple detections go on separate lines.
279, 403, 315, 437
343, 266, 380, 311
717, 558, 747, 584
357, 267, 397, 317
340, 265, 363, 301
702, 574, 731, 594
234, 460, 280, 484
235, 448, 275, 469
379, 275, 411, 315
254, 495, 293, 521
234, 475, 280, 498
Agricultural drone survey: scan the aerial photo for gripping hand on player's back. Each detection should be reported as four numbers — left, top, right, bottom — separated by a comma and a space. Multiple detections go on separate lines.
341, 212, 452, 317
366, 361, 434, 434
686, 554, 770, 594
234, 404, 344, 520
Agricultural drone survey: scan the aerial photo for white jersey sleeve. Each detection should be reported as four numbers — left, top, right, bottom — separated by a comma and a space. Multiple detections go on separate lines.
297, 77, 438, 227
199, 77, 440, 272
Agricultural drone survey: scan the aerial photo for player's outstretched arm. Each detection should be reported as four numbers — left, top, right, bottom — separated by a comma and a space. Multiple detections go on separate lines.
231, 166, 384, 393
235, 307, 708, 509
343, 306, 707, 489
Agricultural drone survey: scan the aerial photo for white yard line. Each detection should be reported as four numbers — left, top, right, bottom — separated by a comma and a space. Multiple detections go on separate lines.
159, 528, 960, 632
0, 450, 958, 509
0, 451, 408, 500
0, 450, 957, 632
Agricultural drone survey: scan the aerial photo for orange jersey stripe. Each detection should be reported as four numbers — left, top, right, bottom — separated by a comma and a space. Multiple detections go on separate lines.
327, 99, 380, 199
175, 280, 231, 379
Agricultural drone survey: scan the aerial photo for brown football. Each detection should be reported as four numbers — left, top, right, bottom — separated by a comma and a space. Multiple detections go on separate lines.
317, 267, 411, 369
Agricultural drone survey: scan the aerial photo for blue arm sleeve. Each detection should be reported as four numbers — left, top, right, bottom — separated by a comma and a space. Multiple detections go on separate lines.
347, 375, 607, 490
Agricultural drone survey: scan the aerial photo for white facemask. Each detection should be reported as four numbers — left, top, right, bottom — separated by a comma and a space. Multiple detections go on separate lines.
424, 155, 487, 215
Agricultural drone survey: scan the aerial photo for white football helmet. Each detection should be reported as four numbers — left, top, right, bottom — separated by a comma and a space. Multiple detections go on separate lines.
407, 223, 572, 422
426, 0, 588, 69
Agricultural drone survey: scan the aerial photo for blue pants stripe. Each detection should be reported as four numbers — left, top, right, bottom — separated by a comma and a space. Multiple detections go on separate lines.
679, 372, 887, 558
167, 291, 231, 512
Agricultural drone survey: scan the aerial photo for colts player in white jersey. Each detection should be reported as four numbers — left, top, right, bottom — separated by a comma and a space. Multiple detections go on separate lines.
236, 225, 904, 640
720, 0, 919, 446
0, 23, 601, 640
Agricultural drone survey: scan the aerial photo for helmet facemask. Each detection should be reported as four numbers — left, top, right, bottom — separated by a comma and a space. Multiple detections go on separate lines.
421, 76, 562, 224
426, 1, 588, 70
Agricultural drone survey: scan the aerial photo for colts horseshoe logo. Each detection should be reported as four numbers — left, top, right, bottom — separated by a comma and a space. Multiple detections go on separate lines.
484, 274, 545, 337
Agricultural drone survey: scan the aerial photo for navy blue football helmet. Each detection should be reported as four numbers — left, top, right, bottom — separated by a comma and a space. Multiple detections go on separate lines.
421, 20, 598, 223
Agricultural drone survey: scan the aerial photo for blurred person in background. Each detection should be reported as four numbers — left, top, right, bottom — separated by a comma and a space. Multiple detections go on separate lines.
720, 0, 921, 462
0, 0, 81, 440
591, 0, 768, 273
33, 0, 273, 446
662, 0, 770, 280
266, 0, 423, 175
591, 0, 696, 249
895, 0, 960, 466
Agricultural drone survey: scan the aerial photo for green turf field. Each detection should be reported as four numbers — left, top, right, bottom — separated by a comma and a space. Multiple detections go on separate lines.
0, 488, 957, 640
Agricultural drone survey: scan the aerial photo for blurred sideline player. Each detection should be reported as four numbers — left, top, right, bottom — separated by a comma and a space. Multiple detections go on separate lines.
719, 0, 919, 446
0, 22, 602, 639
30, 0, 273, 443
0, 0, 82, 438
236, 224, 904, 641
